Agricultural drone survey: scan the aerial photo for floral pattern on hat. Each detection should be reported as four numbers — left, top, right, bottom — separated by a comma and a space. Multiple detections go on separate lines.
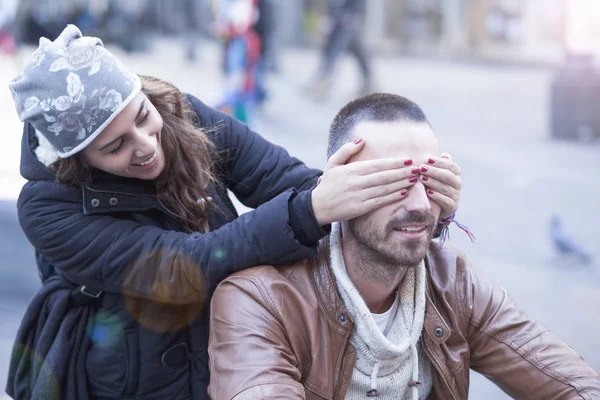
24, 72, 123, 142
49, 42, 104, 75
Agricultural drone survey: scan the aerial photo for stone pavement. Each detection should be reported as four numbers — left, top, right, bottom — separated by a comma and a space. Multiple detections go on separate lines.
1, 37, 599, 399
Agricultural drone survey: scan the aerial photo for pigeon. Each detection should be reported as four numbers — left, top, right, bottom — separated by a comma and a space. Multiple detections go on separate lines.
550, 214, 592, 265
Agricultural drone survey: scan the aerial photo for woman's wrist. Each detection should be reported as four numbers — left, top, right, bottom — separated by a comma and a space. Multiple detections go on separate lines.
290, 189, 330, 245
310, 185, 329, 226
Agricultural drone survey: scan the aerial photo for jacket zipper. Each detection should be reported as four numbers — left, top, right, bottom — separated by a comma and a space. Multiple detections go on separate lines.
423, 341, 458, 400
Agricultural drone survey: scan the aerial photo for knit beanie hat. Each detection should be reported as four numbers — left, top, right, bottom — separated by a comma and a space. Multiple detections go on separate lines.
8, 24, 141, 159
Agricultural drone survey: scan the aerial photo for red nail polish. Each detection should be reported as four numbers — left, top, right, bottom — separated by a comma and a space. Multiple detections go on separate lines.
409, 177, 418, 183
354, 138, 363, 145
411, 168, 419, 174
420, 166, 428, 173
427, 189, 434, 195
404, 159, 413, 166
401, 190, 408, 196
427, 158, 435, 164
421, 175, 428, 181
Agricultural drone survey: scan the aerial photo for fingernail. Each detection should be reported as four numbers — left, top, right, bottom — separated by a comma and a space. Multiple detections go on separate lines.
420, 166, 428, 173
421, 175, 428, 181
409, 177, 418, 183
427, 189, 434, 195
411, 168, 419, 174
427, 158, 435, 164
441, 155, 449, 159
400, 189, 408, 196
404, 159, 413, 166
354, 138, 363, 145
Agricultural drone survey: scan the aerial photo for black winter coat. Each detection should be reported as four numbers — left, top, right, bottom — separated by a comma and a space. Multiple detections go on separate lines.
16, 94, 326, 399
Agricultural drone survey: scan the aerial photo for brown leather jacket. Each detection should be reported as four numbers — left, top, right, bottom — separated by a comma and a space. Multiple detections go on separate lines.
208, 241, 600, 399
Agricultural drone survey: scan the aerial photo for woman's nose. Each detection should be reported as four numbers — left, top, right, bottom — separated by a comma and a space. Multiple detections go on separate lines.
133, 131, 156, 157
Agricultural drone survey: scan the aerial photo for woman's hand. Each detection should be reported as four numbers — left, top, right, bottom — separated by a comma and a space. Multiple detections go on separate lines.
311, 139, 420, 225
419, 153, 461, 218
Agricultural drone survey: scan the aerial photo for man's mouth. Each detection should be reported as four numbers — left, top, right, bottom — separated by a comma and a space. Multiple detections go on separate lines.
392, 224, 430, 239
394, 225, 428, 233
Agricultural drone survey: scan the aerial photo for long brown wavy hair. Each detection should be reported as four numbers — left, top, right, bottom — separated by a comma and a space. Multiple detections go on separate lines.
51, 75, 218, 233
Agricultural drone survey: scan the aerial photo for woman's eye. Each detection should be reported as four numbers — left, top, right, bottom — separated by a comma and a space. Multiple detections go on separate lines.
110, 141, 123, 155
138, 109, 150, 125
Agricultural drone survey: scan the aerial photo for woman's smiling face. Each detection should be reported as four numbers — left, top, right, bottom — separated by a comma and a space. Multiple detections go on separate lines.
81, 91, 166, 180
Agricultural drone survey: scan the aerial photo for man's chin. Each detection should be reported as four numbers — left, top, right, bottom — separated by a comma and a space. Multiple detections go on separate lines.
394, 232, 432, 248
393, 237, 431, 264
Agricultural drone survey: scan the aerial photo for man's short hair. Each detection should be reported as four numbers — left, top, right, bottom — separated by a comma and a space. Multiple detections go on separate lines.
327, 93, 429, 158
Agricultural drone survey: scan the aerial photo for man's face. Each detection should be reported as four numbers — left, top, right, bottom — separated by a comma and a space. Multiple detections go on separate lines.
346, 120, 442, 267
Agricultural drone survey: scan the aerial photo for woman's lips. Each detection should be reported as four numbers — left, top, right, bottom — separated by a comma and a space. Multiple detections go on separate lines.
131, 152, 158, 169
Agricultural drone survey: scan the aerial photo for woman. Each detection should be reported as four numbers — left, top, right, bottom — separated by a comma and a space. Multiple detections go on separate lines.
7, 25, 462, 399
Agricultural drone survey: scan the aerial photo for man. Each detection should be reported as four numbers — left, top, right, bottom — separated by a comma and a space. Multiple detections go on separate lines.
208, 93, 600, 399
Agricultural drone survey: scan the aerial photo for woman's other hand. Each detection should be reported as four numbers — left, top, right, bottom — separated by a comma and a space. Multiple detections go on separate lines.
419, 153, 461, 218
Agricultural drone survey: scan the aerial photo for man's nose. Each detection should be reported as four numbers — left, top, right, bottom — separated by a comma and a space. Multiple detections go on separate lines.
403, 181, 431, 214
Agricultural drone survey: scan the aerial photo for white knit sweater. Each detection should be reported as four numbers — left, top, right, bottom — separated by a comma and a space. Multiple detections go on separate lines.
330, 222, 432, 400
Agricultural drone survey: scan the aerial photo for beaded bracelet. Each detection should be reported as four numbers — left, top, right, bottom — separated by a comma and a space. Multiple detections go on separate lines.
438, 213, 476, 247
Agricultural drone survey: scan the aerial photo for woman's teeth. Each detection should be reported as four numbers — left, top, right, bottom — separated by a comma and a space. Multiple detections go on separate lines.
137, 153, 156, 166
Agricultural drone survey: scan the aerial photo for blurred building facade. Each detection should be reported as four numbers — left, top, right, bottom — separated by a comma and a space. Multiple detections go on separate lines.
278, 0, 576, 64
376, 0, 567, 63
8, 0, 600, 64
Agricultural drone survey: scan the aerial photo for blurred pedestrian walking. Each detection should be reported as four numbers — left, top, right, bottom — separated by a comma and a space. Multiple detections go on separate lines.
308, 0, 374, 99
182, 0, 204, 62
253, 0, 278, 106
254, 0, 278, 71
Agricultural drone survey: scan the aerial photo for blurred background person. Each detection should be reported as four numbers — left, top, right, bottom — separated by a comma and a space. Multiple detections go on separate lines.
213, 0, 261, 125
254, 0, 278, 72
0, 0, 17, 54
13, 0, 76, 45
182, 0, 204, 62
253, 0, 278, 106
307, 0, 374, 99
12, 0, 150, 53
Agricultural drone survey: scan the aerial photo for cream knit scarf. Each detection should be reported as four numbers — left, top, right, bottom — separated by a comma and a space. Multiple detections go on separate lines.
330, 222, 432, 400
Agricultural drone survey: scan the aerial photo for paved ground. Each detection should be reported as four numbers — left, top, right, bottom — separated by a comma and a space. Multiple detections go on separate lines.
1, 38, 599, 399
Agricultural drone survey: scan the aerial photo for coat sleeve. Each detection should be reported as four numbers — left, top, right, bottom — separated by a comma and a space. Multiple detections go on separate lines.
17, 180, 317, 304
187, 94, 322, 207
208, 274, 306, 400
465, 262, 600, 399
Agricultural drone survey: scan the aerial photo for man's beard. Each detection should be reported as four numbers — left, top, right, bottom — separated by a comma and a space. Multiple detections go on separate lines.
347, 211, 437, 280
